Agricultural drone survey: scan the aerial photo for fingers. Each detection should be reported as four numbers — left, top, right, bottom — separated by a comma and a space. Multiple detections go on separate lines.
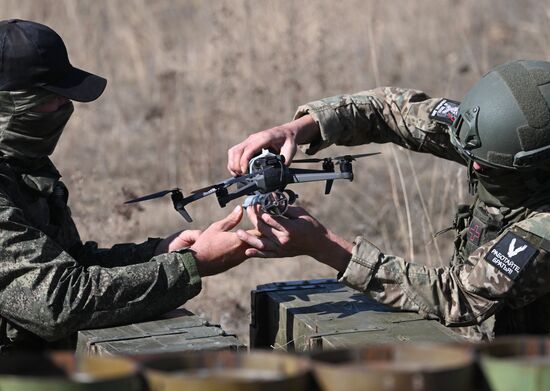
280, 139, 297, 166
236, 229, 265, 248
228, 134, 269, 175
260, 213, 286, 232
246, 204, 282, 230
215, 206, 243, 231
228, 128, 286, 175
238, 138, 266, 175
180, 229, 202, 242
246, 206, 284, 241
246, 204, 260, 227
227, 145, 244, 176
246, 228, 262, 237
237, 229, 278, 252
239, 147, 254, 175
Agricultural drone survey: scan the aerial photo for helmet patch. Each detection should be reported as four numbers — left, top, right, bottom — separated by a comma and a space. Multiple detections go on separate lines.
429, 99, 460, 125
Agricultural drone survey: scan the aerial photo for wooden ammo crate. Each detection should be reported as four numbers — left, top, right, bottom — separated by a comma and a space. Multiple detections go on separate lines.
77, 308, 244, 357
250, 279, 464, 351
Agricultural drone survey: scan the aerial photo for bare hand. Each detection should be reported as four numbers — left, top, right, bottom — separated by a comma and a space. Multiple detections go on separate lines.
154, 230, 202, 255
237, 206, 324, 258
237, 206, 353, 272
227, 115, 320, 175
189, 206, 251, 276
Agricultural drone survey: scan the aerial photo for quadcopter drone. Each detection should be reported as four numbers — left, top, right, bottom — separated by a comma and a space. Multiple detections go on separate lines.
124, 149, 379, 222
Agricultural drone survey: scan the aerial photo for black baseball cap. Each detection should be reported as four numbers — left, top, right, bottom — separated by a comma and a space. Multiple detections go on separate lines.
0, 19, 107, 102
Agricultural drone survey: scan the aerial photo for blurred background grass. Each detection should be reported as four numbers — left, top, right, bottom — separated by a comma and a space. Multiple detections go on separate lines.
1, 0, 548, 344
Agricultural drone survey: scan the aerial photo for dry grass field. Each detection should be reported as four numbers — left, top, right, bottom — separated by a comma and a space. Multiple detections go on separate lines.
1, 0, 549, 344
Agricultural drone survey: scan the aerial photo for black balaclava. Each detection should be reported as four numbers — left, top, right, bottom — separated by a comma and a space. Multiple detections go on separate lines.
473, 164, 550, 209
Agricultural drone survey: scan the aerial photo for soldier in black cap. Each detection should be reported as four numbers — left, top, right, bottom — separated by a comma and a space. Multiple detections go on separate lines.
0, 19, 251, 350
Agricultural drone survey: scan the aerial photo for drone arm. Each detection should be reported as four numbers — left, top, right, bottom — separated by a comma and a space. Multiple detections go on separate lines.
290, 171, 353, 183
217, 182, 259, 207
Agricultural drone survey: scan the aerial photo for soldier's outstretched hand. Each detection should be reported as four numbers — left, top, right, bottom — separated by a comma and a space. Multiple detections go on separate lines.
154, 229, 202, 255
188, 206, 252, 276
237, 206, 353, 273
227, 115, 320, 176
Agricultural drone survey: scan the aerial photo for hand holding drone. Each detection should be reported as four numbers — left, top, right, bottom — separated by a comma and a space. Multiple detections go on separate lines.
125, 149, 379, 222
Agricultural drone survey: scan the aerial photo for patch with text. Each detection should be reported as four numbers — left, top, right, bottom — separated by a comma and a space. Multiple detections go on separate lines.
429, 99, 460, 125
484, 232, 537, 280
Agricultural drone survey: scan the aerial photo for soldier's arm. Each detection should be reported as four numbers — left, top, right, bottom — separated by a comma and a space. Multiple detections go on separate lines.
240, 206, 549, 329
75, 228, 200, 268
228, 87, 464, 174
341, 213, 550, 327
0, 195, 201, 341
74, 238, 163, 267
295, 87, 464, 164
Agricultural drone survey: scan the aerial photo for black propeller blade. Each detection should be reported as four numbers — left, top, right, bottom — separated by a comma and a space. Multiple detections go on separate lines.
124, 188, 180, 204
293, 152, 380, 163
332, 152, 381, 160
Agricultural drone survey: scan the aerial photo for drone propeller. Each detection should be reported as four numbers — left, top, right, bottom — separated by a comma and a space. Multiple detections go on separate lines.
333, 152, 381, 161
124, 188, 180, 204
293, 152, 380, 163
124, 188, 194, 222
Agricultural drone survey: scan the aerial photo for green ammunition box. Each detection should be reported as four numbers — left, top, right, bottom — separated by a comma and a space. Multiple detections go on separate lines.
77, 308, 244, 357
250, 279, 464, 351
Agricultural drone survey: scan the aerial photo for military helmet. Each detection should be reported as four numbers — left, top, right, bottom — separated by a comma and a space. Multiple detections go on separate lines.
450, 60, 550, 171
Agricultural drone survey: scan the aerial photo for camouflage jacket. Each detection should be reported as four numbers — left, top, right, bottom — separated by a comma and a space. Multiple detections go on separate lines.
295, 87, 550, 341
0, 162, 201, 349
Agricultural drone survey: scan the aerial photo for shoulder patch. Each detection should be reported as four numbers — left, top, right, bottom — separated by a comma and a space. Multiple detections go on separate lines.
484, 232, 538, 280
429, 99, 460, 125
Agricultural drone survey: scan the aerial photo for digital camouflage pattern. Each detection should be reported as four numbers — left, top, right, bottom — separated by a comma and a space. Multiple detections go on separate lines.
0, 160, 201, 350
295, 87, 550, 341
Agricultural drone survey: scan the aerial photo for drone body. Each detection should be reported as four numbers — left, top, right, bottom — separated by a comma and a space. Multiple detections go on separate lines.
124, 149, 379, 222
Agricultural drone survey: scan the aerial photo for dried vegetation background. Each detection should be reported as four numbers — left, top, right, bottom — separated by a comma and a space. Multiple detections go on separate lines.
2, 0, 549, 344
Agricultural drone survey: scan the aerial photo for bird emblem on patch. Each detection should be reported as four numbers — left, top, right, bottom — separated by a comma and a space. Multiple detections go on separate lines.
507, 238, 527, 258
484, 232, 537, 280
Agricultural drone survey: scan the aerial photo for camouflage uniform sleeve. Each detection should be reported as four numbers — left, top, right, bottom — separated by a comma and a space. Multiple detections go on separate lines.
0, 195, 202, 341
340, 213, 550, 327
294, 87, 464, 164
75, 238, 163, 267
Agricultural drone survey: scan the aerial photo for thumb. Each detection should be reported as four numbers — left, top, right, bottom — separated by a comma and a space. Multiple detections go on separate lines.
217, 205, 243, 231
